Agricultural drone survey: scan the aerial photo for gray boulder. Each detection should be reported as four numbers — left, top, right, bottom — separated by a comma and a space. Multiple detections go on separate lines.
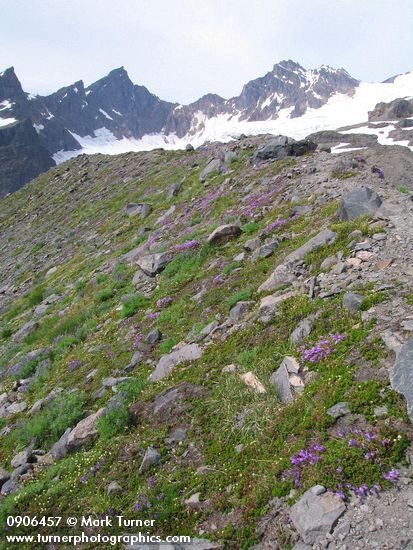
290, 318, 313, 345
139, 447, 162, 473
168, 181, 182, 198
339, 187, 382, 220
391, 337, 413, 421
0, 479, 21, 496
126, 203, 152, 219
150, 343, 203, 381
254, 137, 317, 162
224, 151, 237, 164
229, 301, 254, 321
107, 481, 122, 496
326, 402, 350, 419
11, 449, 34, 469
13, 321, 39, 343
0, 467, 10, 487
251, 239, 280, 260
5, 401, 27, 416
200, 158, 224, 181
146, 328, 162, 344
259, 230, 337, 292
136, 253, 170, 276
342, 292, 365, 313
286, 229, 337, 264
207, 224, 241, 245
66, 408, 106, 451
290, 485, 346, 544
51, 428, 72, 460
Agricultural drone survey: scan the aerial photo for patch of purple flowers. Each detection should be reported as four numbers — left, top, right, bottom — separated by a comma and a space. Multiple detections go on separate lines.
372, 165, 385, 179
301, 333, 347, 364
80, 457, 106, 484
134, 475, 164, 513
156, 296, 173, 308
68, 359, 82, 372
175, 240, 201, 253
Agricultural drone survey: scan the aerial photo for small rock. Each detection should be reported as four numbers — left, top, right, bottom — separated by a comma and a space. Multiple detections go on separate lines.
290, 318, 313, 345
146, 329, 162, 344
66, 408, 106, 451
342, 292, 365, 314
229, 301, 253, 321
139, 447, 162, 473
168, 181, 182, 197
136, 253, 170, 276
374, 405, 388, 417
251, 239, 280, 260
185, 492, 202, 509
327, 402, 351, 419
150, 343, 202, 381
200, 158, 224, 181
290, 485, 346, 544
126, 203, 152, 219
107, 481, 122, 496
240, 372, 266, 393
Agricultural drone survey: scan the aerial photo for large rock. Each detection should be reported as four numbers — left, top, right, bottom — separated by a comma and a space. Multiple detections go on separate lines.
290, 485, 346, 544
285, 229, 337, 264
391, 337, 413, 421
259, 230, 337, 292
150, 344, 203, 381
136, 253, 170, 276
254, 137, 317, 162
0, 467, 10, 487
168, 181, 182, 197
126, 203, 152, 219
66, 409, 106, 451
251, 239, 280, 260
207, 224, 241, 245
50, 428, 72, 460
200, 158, 224, 181
269, 356, 304, 404
12, 321, 39, 343
339, 187, 382, 220
11, 449, 34, 469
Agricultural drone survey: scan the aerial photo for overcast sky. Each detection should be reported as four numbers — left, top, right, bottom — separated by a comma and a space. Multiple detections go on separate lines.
1, 0, 413, 104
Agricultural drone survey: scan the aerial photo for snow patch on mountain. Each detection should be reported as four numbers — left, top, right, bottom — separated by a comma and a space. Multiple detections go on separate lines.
50, 70, 413, 164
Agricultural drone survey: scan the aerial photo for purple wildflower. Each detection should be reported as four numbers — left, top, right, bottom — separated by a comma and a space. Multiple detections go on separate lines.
156, 296, 173, 308
175, 240, 201, 253
147, 311, 161, 319
383, 469, 399, 482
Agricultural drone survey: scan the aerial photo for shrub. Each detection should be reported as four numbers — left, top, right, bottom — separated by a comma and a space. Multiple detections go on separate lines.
26, 286, 45, 307
121, 294, 148, 318
98, 379, 147, 439
95, 288, 114, 302
159, 337, 180, 354
227, 289, 253, 309
242, 222, 260, 234
16, 391, 86, 448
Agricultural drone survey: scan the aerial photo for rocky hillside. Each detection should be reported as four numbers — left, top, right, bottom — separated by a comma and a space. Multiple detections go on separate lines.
1, 136, 413, 549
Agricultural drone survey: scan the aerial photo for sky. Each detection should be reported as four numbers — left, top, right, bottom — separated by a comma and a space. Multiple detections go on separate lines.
1, 0, 413, 104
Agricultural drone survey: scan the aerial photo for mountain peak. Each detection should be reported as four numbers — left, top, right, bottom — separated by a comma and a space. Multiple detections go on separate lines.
0, 66, 25, 102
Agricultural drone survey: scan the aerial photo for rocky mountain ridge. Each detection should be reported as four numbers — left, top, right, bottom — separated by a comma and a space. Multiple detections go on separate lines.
1, 135, 413, 548
1, 60, 412, 197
